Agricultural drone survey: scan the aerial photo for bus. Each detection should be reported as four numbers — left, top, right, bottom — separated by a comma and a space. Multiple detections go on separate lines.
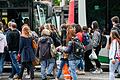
0, 0, 58, 65
0, 0, 58, 33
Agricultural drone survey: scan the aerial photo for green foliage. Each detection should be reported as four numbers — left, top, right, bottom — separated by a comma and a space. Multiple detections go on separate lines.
53, 0, 60, 6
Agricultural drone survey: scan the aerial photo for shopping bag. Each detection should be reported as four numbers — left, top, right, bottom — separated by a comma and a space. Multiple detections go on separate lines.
89, 49, 97, 59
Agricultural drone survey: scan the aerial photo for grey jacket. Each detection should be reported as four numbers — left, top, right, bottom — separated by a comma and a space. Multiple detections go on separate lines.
92, 29, 101, 48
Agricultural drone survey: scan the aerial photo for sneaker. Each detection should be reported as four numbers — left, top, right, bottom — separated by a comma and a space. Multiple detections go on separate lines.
76, 70, 85, 75
13, 74, 19, 79
115, 74, 120, 78
25, 74, 30, 79
91, 68, 103, 74
55, 77, 59, 80
8, 78, 13, 80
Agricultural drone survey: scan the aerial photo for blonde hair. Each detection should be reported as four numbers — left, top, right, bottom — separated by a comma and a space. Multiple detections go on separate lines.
22, 24, 30, 36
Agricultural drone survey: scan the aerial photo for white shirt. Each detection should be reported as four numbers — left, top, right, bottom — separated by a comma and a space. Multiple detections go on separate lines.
0, 31, 7, 53
109, 39, 120, 59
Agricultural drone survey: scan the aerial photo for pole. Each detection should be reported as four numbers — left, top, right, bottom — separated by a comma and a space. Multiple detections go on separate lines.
78, 0, 87, 27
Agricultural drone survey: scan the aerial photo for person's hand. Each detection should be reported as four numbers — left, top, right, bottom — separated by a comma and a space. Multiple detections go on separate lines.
112, 59, 116, 64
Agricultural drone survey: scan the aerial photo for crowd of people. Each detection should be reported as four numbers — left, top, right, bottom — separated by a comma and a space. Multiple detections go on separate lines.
0, 16, 120, 80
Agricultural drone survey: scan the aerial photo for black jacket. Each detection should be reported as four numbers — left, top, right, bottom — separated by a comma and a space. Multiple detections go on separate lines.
6, 29, 20, 51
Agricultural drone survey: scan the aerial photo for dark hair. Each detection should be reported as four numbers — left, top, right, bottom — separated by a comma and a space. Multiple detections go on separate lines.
83, 26, 88, 32
92, 21, 99, 29
111, 16, 119, 23
74, 24, 82, 33
0, 22, 3, 30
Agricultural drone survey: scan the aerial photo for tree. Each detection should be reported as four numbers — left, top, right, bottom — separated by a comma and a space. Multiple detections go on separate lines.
53, 0, 60, 6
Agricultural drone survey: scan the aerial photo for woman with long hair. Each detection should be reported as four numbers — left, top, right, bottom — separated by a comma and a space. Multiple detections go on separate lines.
16, 24, 35, 80
109, 30, 120, 80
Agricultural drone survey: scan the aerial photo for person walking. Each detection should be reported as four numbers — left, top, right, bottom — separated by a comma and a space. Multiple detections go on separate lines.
91, 21, 103, 74
0, 22, 7, 79
16, 24, 35, 80
37, 28, 55, 80
82, 26, 95, 72
110, 16, 120, 78
6, 22, 20, 79
109, 30, 120, 80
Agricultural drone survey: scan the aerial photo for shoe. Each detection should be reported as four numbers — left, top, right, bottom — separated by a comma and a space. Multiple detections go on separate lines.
55, 77, 59, 80
89, 68, 96, 72
91, 68, 103, 74
13, 74, 19, 79
8, 78, 13, 80
76, 70, 85, 75
115, 74, 120, 78
25, 74, 30, 79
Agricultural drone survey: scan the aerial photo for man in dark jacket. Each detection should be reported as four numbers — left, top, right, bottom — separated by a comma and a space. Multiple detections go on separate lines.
6, 22, 20, 79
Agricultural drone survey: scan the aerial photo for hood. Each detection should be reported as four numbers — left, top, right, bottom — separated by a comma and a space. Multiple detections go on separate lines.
40, 37, 48, 43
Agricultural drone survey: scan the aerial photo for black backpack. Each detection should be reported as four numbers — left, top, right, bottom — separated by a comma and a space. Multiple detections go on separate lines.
72, 38, 84, 58
38, 37, 52, 60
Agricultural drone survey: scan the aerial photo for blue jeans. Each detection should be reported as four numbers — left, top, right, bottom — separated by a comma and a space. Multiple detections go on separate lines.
0, 53, 6, 75
69, 60, 78, 80
57, 59, 68, 78
9, 51, 20, 77
41, 58, 55, 79
77, 57, 85, 70
109, 59, 120, 80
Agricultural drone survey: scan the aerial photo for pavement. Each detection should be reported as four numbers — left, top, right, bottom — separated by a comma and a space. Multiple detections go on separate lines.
1, 71, 120, 80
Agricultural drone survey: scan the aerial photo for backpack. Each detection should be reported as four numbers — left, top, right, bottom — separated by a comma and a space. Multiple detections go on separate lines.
38, 37, 52, 60
82, 32, 90, 46
72, 37, 84, 58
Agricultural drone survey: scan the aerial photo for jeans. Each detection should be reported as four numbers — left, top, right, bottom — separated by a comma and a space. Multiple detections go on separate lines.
69, 60, 78, 80
41, 58, 55, 79
0, 53, 6, 75
109, 59, 120, 80
9, 51, 20, 77
57, 59, 68, 78
77, 57, 85, 70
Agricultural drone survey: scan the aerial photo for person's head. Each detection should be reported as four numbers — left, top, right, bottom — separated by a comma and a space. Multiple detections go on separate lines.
22, 24, 30, 36
83, 26, 88, 32
91, 21, 99, 30
11, 22, 17, 29
8, 21, 12, 28
0, 22, 3, 30
74, 24, 82, 33
66, 28, 76, 43
111, 16, 119, 25
41, 29, 51, 36
110, 30, 120, 42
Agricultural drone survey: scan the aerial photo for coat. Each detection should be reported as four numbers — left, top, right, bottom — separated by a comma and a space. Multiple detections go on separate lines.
19, 36, 35, 62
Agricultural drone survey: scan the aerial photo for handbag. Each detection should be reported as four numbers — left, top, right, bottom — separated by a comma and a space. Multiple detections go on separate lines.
32, 57, 40, 66
89, 49, 97, 60
17, 51, 21, 62
50, 44, 57, 57
32, 39, 38, 49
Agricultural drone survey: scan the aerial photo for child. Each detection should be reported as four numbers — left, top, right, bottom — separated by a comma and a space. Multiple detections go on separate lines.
109, 30, 120, 80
